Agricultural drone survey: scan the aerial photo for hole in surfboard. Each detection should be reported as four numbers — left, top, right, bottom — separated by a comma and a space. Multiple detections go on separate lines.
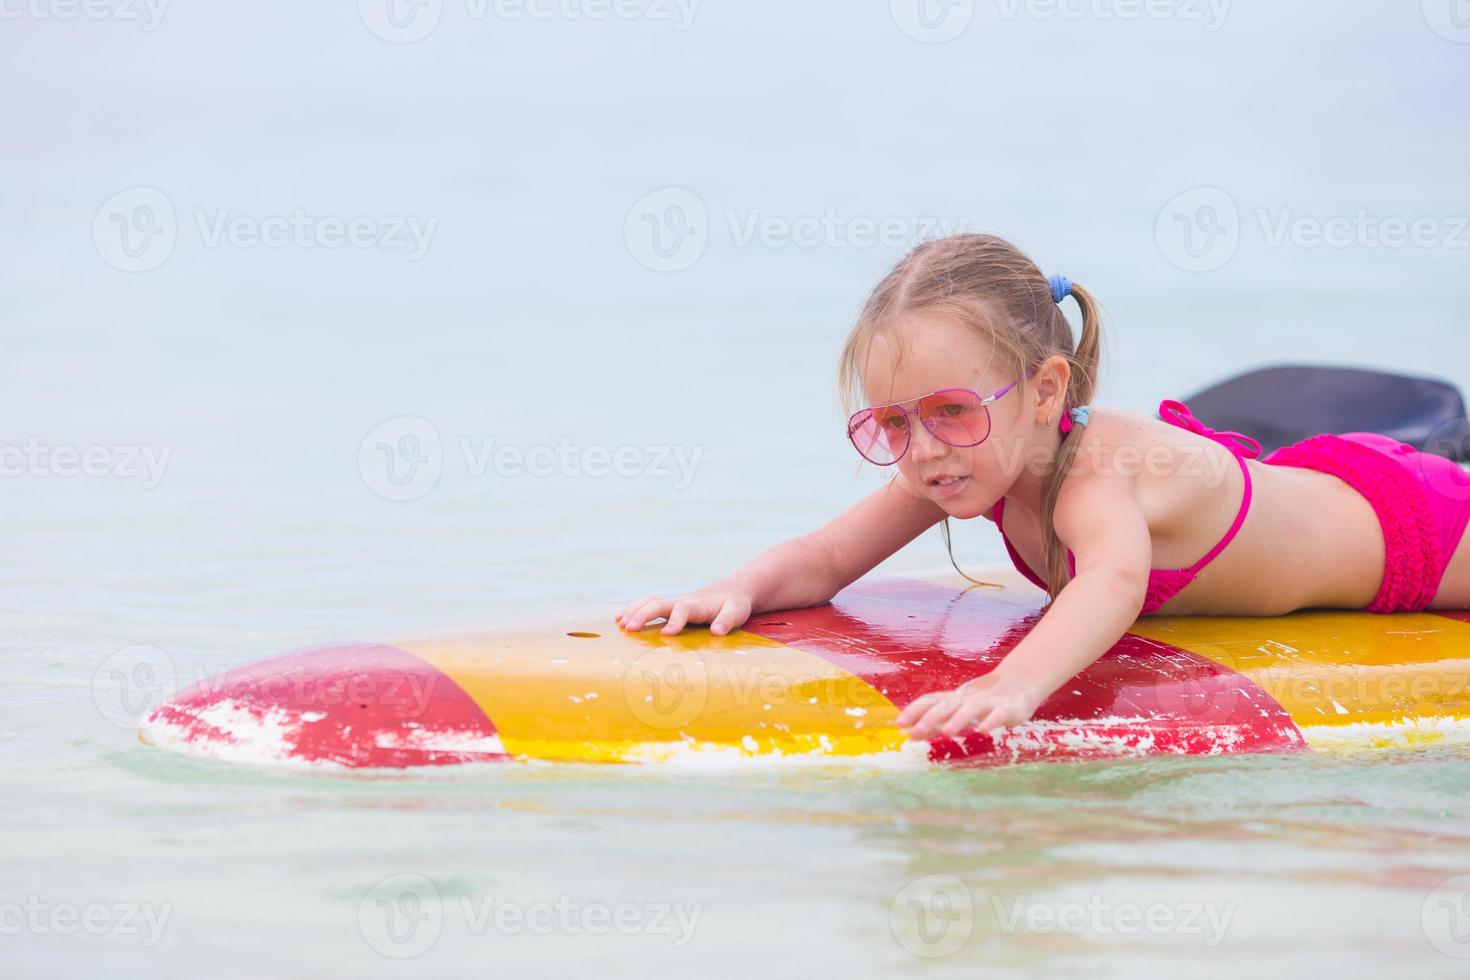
567, 631, 600, 638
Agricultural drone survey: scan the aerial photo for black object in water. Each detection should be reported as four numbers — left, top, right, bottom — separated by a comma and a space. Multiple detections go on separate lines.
1179, 365, 1470, 461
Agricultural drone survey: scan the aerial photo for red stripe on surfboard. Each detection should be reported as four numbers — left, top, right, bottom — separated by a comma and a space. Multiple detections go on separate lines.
743, 577, 1305, 765
1433, 611, 1470, 625
144, 643, 506, 767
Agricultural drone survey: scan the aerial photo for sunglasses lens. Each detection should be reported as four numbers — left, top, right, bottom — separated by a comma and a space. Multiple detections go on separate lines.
919, 390, 990, 447
848, 406, 908, 464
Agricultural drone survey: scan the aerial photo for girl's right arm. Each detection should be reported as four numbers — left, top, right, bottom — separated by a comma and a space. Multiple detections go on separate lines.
616, 477, 947, 636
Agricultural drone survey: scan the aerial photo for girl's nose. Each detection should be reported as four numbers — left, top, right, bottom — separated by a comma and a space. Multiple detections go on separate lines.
907, 421, 949, 462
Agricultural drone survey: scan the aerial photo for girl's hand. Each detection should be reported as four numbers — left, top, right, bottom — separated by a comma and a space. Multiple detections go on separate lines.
896, 671, 1043, 740
615, 589, 755, 636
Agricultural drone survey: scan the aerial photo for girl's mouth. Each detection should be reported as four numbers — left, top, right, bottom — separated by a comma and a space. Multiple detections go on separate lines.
928, 475, 968, 499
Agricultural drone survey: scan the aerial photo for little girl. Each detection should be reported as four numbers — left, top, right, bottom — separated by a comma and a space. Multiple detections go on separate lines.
615, 234, 1470, 742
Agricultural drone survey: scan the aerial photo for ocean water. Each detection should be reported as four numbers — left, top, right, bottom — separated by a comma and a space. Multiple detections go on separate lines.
4, 0, 1470, 976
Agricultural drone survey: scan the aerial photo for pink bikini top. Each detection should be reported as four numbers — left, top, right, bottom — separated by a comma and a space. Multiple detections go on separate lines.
990, 399, 1264, 615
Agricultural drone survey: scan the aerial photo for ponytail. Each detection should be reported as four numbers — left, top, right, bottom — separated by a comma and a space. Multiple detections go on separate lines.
1037, 282, 1103, 602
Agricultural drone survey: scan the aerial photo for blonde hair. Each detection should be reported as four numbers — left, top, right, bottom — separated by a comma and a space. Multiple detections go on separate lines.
837, 234, 1104, 602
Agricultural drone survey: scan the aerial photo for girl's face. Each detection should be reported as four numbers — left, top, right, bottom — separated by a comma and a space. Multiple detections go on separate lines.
859, 315, 1039, 518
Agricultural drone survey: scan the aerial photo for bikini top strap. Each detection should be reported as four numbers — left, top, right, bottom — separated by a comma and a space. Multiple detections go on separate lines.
1158, 399, 1264, 459
991, 498, 1052, 591
1158, 400, 1258, 573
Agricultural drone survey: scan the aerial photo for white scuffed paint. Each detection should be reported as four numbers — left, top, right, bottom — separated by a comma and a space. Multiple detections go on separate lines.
372, 728, 507, 755
139, 699, 506, 770
1299, 715, 1470, 751
140, 699, 314, 769
967, 715, 1262, 764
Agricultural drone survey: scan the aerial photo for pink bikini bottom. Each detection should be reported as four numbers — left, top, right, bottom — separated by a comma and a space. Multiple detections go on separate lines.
1264, 433, 1470, 612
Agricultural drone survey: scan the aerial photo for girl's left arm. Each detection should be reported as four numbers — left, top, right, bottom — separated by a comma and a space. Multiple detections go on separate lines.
899, 474, 1153, 739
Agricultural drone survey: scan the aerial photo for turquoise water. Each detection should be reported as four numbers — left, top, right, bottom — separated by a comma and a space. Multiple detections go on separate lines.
4, 1, 1470, 975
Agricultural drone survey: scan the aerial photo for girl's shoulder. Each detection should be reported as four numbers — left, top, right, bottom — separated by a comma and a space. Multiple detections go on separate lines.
1060, 406, 1153, 481
1056, 405, 1196, 517
1062, 403, 1244, 543
1068, 404, 1214, 471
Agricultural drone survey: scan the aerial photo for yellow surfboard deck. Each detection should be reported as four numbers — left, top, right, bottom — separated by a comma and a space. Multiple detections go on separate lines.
139, 568, 1470, 768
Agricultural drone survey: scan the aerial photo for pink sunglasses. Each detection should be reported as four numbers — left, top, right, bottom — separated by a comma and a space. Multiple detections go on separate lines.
846, 377, 1026, 465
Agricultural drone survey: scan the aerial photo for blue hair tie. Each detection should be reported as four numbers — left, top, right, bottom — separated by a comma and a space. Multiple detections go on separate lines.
1057, 403, 1091, 434
1047, 274, 1072, 304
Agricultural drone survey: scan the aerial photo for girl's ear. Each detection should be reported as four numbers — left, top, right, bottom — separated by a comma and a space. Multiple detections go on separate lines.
1030, 355, 1072, 425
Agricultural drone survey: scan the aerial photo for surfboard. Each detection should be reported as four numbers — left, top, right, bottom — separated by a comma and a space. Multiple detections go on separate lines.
138, 568, 1470, 769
